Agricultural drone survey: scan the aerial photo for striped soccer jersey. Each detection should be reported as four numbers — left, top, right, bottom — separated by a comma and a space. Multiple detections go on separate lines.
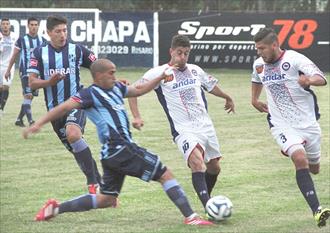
15, 34, 47, 77
72, 82, 132, 159
142, 63, 218, 140
251, 50, 327, 129
28, 42, 96, 110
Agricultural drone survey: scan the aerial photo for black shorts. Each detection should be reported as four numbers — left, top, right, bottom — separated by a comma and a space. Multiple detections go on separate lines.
51, 108, 87, 152
100, 143, 167, 196
21, 76, 38, 96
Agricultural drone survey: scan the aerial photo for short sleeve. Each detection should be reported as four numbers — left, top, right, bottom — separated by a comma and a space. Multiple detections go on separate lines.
14, 37, 22, 50
251, 61, 263, 84
196, 66, 218, 92
294, 52, 326, 80
115, 82, 128, 97
71, 88, 94, 109
80, 45, 97, 68
27, 47, 42, 75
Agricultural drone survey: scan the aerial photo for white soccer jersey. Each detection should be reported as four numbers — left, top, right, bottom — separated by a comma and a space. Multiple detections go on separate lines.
0, 32, 16, 68
142, 63, 218, 139
251, 50, 327, 129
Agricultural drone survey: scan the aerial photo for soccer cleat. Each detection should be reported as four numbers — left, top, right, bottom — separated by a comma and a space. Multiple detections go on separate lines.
35, 199, 59, 221
15, 119, 25, 127
184, 213, 214, 225
314, 207, 330, 227
88, 183, 99, 194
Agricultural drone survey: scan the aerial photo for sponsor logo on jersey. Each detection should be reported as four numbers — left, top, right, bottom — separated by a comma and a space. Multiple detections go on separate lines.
282, 62, 290, 71
262, 73, 286, 82
256, 64, 264, 74
172, 78, 196, 89
45, 68, 76, 76
88, 53, 96, 62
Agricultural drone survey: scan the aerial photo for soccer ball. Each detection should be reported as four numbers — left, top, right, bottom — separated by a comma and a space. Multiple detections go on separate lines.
205, 195, 233, 221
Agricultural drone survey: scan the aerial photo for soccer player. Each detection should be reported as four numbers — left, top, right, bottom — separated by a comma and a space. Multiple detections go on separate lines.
251, 27, 330, 227
0, 18, 17, 115
27, 15, 101, 194
5, 17, 47, 126
130, 35, 235, 210
23, 59, 213, 225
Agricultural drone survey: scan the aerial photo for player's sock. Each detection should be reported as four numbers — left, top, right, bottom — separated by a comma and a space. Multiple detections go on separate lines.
58, 194, 97, 214
17, 103, 25, 120
192, 172, 210, 207
0, 89, 2, 105
163, 179, 194, 217
71, 138, 100, 185
22, 99, 33, 123
205, 171, 219, 196
0, 89, 9, 110
296, 168, 320, 213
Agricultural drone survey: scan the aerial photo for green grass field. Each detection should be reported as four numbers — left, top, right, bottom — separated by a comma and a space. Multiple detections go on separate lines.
0, 68, 329, 233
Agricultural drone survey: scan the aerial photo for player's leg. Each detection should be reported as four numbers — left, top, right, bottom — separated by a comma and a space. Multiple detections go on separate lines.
205, 159, 220, 196
176, 134, 210, 208
16, 76, 35, 126
66, 123, 101, 192
0, 84, 9, 111
204, 132, 222, 196
35, 166, 122, 221
51, 111, 101, 193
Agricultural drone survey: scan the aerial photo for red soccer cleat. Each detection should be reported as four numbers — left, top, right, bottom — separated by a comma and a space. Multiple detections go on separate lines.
184, 213, 214, 225
34, 199, 59, 221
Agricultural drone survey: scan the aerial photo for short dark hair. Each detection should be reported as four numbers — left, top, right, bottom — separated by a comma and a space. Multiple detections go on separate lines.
28, 17, 39, 24
253, 27, 278, 44
46, 15, 67, 31
1, 18, 10, 23
171, 34, 190, 49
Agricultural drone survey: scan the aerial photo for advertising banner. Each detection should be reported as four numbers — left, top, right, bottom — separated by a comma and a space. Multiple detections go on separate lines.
158, 12, 330, 71
99, 12, 154, 67
0, 9, 154, 67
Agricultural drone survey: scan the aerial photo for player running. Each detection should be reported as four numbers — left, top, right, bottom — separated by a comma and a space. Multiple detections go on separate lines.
5, 17, 47, 126
251, 27, 329, 227
27, 15, 101, 194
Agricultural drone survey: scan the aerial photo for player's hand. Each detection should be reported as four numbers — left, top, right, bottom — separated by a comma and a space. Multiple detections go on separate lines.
119, 79, 130, 85
224, 98, 235, 113
298, 74, 310, 88
252, 101, 268, 113
163, 65, 179, 78
4, 71, 10, 81
49, 73, 65, 86
132, 117, 144, 130
22, 123, 41, 139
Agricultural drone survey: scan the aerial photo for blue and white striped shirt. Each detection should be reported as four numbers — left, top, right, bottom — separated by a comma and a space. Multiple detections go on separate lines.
15, 34, 47, 77
28, 41, 96, 110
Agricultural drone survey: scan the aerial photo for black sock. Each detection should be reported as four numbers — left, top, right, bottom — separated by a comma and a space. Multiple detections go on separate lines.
163, 180, 194, 218
73, 147, 99, 185
24, 104, 33, 123
59, 194, 96, 214
192, 172, 209, 207
17, 104, 25, 120
0, 89, 9, 110
205, 171, 219, 196
0, 89, 2, 105
296, 168, 320, 214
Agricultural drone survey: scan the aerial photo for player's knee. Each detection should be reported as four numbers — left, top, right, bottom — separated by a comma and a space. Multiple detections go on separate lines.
309, 164, 320, 175
158, 169, 174, 183
206, 158, 221, 174
66, 127, 82, 143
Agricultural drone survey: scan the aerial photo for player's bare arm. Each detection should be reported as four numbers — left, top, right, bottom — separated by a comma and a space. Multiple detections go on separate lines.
126, 73, 165, 98
209, 85, 235, 113
29, 72, 65, 90
128, 97, 144, 130
298, 74, 327, 88
251, 82, 268, 113
4, 47, 20, 80
23, 98, 80, 139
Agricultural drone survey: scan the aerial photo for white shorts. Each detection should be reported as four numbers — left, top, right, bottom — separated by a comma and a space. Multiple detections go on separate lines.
270, 123, 321, 164
175, 128, 222, 165
0, 66, 14, 86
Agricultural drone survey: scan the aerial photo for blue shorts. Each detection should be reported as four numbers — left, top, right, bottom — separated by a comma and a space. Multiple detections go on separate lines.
100, 143, 167, 197
51, 108, 87, 152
